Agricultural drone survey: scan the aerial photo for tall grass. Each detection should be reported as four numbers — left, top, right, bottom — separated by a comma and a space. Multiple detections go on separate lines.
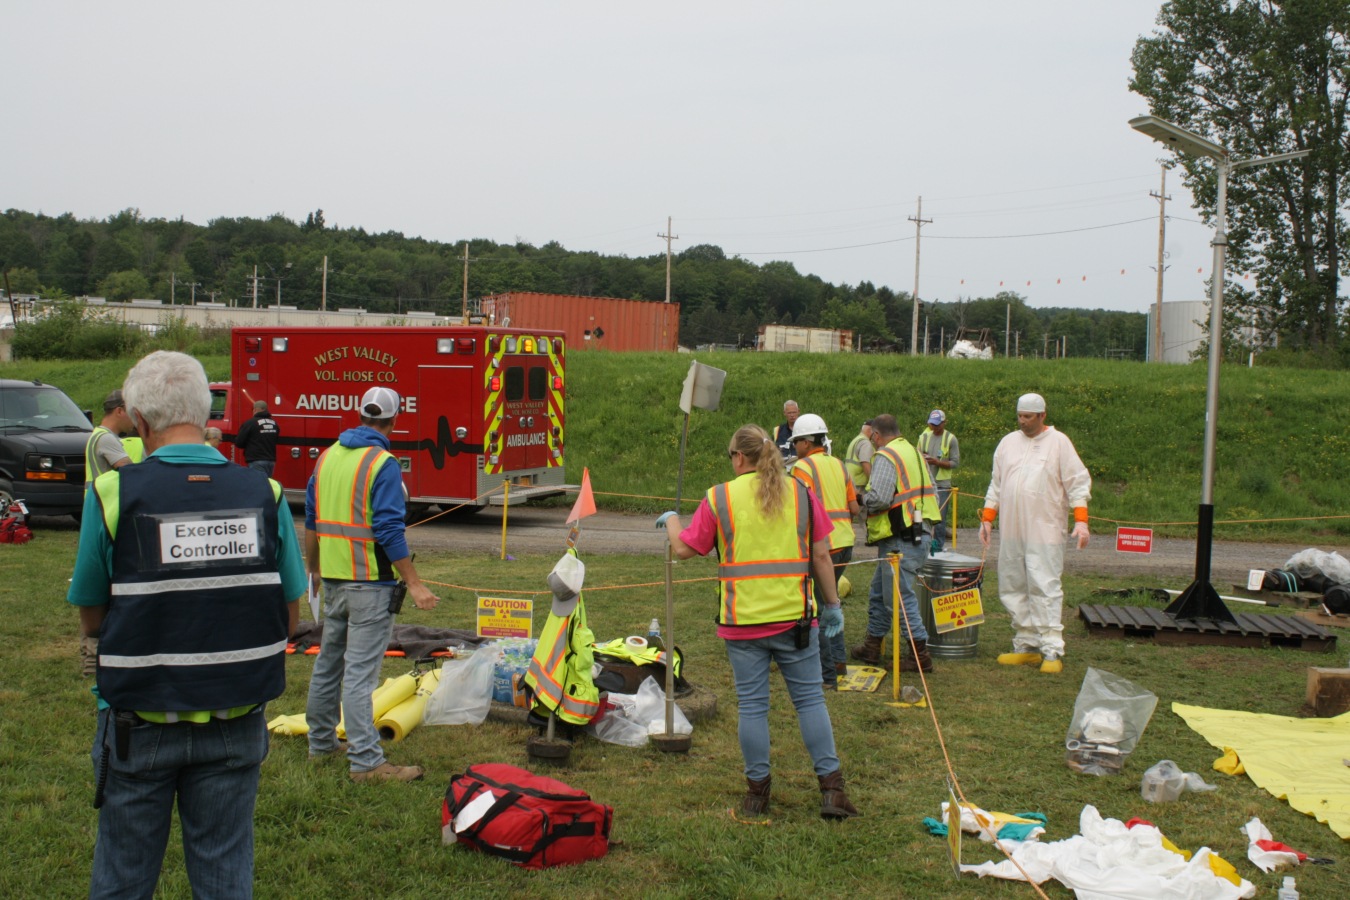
563, 352, 1350, 541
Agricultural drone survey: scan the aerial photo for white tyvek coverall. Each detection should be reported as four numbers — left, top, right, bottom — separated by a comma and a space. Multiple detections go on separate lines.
984, 426, 1091, 659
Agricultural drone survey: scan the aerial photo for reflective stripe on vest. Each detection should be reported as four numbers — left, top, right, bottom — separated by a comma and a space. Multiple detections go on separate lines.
917, 428, 953, 481
708, 473, 813, 626
794, 454, 854, 550
866, 438, 940, 543
314, 444, 396, 581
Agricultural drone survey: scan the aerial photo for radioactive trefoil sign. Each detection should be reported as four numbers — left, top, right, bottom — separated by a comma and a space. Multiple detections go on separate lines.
931, 586, 984, 634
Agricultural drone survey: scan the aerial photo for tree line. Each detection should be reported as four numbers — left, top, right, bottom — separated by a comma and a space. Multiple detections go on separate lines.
0, 206, 1149, 359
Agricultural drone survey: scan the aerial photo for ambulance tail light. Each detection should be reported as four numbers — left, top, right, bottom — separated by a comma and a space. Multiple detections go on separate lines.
437, 338, 454, 354
457, 338, 475, 354
489, 376, 501, 392
552, 426, 560, 437
552, 376, 562, 391
272, 337, 288, 352
505, 337, 517, 353
244, 337, 262, 353
522, 338, 534, 353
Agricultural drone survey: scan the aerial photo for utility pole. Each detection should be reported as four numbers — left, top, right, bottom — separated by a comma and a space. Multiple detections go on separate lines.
459, 243, 477, 320
908, 197, 932, 356
321, 255, 328, 312
658, 216, 679, 304
251, 265, 258, 309
1150, 164, 1171, 362
1043, 332, 1049, 359
188, 281, 200, 304
923, 315, 930, 356
1015, 331, 1020, 357
170, 272, 175, 306
1005, 303, 1011, 358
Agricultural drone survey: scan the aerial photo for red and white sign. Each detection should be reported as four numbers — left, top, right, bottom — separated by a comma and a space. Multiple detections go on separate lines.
1116, 527, 1153, 554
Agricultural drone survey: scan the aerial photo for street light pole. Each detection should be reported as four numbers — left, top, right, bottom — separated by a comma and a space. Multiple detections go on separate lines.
1130, 116, 1309, 623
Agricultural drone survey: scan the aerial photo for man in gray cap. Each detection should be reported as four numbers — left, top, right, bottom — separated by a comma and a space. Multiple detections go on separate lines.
978, 393, 1091, 674
84, 390, 134, 491
916, 410, 959, 550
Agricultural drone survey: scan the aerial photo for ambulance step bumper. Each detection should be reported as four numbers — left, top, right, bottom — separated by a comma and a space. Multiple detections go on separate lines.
485, 484, 578, 506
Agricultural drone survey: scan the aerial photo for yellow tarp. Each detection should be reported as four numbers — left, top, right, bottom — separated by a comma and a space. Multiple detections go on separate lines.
1172, 702, 1350, 839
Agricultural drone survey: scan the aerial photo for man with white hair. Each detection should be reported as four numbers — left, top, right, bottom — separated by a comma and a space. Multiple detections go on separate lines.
68, 350, 306, 899
979, 393, 1092, 674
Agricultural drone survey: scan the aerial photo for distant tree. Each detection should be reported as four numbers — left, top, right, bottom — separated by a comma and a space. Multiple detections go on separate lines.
97, 270, 151, 302
1131, 0, 1350, 350
302, 209, 326, 233
3, 267, 41, 293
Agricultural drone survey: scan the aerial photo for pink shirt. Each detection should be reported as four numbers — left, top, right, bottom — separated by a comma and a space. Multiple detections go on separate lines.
679, 481, 834, 640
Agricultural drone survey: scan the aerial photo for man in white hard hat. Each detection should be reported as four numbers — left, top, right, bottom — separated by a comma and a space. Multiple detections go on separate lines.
790, 413, 860, 689
979, 393, 1092, 674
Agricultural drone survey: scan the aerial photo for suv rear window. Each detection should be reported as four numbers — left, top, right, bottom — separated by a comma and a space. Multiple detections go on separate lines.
504, 366, 525, 402
528, 366, 547, 401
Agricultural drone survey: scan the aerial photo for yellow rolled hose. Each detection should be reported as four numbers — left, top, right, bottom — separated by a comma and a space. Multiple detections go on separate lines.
376, 670, 441, 742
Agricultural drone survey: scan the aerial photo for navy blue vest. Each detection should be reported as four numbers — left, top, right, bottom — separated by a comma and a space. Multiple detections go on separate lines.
96, 457, 289, 711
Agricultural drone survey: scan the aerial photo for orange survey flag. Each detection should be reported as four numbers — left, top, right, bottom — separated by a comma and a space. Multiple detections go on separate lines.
568, 468, 596, 523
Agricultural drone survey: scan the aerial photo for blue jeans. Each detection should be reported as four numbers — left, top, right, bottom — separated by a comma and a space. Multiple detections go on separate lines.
933, 483, 952, 547
89, 706, 268, 900
306, 581, 396, 772
724, 628, 840, 781
247, 460, 274, 477
866, 535, 930, 641
814, 546, 853, 685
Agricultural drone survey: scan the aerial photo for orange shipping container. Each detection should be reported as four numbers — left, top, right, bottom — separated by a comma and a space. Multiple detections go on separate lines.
480, 292, 679, 352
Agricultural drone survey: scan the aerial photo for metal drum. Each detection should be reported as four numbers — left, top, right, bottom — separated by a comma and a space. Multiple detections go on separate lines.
917, 550, 984, 660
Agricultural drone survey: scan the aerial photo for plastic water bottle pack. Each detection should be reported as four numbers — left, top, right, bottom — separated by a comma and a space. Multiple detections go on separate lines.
491, 638, 539, 704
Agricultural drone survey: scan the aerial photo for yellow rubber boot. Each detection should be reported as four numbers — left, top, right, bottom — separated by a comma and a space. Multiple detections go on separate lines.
997, 652, 1043, 666
1040, 659, 1063, 674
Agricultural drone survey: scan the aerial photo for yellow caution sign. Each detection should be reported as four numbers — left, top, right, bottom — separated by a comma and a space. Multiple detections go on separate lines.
931, 586, 984, 634
477, 595, 534, 639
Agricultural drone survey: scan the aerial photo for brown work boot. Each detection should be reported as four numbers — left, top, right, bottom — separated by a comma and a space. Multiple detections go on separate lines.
899, 639, 934, 673
849, 633, 884, 666
350, 763, 424, 783
309, 740, 349, 761
835, 662, 848, 675
818, 771, 860, 819
741, 775, 771, 818
79, 636, 98, 678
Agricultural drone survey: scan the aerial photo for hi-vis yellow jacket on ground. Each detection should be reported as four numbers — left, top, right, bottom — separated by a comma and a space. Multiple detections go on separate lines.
525, 549, 600, 725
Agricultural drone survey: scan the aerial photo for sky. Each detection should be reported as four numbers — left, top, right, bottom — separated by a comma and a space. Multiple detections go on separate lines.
3, 2, 1224, 314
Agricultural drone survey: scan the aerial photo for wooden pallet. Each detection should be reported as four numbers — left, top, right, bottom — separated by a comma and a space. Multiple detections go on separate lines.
1078, 604, 1337, 653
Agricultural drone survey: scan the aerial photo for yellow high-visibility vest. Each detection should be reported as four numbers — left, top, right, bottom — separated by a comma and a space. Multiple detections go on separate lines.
121, 437, 145, 464
525, 549, 600, 725
866, 437, 939, 544
313, 444, 398, 581
916, 428, 954, 482
793, 452, 855, 551
708, 473, 814, 626
844, 433, 871, 490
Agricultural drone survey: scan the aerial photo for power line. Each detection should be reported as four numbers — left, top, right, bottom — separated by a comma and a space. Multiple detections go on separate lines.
735, 217, 1156, 255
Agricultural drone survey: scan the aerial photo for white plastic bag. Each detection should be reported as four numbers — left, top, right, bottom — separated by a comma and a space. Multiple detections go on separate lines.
1283, 548, 1350, 585
1141, 760, 1218, 802
634, 675, 692, 736
422, 644, 502, 726
1065, 668, 1158, 776
585, 704, 650, 747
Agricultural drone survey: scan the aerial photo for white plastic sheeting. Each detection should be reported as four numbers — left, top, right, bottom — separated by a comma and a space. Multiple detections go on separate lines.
1282, 548, 1350, 586
961, 805, 1255, 900
948, 339, 993, 360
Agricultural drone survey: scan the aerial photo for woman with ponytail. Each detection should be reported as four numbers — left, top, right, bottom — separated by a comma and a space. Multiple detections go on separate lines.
659, 424, 859, 821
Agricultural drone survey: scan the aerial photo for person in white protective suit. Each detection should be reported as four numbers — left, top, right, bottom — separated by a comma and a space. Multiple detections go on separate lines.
978, 393, 1091, 674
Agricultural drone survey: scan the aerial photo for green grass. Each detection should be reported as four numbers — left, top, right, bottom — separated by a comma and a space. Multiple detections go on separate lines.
4, 350, 1350, 544
3, 531, 1349, 898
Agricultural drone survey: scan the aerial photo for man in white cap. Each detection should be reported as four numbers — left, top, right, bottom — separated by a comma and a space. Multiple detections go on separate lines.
304, 386, 440, 782
978, 393, 1091, 674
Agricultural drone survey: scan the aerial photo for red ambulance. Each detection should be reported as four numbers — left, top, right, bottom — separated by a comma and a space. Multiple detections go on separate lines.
212, 326, 568, 512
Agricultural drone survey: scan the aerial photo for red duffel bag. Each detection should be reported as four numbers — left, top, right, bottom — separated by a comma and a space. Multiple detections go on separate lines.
442, 763, 612, 869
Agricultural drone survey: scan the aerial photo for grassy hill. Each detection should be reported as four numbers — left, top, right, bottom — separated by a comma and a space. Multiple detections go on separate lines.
4, 352, 1348, 541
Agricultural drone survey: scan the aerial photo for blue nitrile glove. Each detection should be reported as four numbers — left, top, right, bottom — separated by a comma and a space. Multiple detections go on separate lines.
820, 605, 844, 638
655, 511, 678, 530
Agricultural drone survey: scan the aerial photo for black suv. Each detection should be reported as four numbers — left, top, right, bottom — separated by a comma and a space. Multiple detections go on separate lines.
0, 379, 93, 519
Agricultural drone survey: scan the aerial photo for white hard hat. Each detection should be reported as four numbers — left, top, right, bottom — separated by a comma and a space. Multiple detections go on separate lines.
790, 413, 829, 441
1017, 393, 1046, 413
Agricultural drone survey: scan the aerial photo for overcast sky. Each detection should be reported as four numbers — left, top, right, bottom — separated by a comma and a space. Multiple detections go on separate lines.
5, 2, 1221, 313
